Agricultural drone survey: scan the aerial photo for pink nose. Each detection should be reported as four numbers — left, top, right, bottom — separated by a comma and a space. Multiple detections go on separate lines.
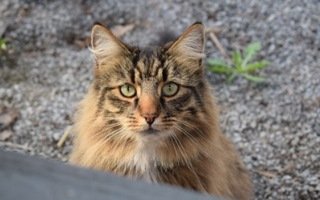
139, 94, 159, 126
144, 115, 156, 125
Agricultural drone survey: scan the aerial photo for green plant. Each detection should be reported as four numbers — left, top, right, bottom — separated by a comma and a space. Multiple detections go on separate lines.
207, 42, 269, 83
0, 38, 7, 50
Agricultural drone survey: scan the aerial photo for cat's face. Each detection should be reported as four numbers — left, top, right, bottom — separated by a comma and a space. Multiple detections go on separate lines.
91, 23, 206, 142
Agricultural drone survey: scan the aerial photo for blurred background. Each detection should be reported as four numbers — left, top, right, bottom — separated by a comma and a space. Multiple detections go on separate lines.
0, 0, 319, 199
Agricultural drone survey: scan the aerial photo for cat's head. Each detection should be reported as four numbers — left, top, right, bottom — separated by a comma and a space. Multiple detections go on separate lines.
90, 23, 210, 143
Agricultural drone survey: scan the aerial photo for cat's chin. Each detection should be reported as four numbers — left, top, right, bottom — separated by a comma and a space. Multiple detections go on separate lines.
140, 128, 160, 135
136, 127, 174, 143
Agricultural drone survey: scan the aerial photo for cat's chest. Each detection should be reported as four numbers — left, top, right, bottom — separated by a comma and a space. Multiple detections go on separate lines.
128, 145, 159, 183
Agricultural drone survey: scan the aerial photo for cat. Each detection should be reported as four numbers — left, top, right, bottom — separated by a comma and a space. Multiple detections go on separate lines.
69, 22, 253, 200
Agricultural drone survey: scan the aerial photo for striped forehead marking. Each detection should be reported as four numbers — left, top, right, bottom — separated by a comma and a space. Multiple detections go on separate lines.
134, 48, 166, 82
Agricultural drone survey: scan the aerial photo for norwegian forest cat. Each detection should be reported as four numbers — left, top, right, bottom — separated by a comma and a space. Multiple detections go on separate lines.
70, 22, 252, 200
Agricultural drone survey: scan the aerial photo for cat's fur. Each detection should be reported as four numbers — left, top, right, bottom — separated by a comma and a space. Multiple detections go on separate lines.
69, 22, 252, 200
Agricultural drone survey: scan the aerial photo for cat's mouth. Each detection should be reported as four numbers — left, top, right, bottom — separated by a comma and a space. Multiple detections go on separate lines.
140, 127, 160, 135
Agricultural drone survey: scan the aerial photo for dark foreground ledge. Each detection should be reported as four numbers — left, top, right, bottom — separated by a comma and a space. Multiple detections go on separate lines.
0, 150, 220, 200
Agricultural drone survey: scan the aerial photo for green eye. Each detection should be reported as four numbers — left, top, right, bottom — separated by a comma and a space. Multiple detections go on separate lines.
120, 84, 136, 97
162, 82, 179, 97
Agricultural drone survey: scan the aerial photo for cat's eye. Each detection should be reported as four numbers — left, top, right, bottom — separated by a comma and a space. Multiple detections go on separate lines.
120, 84, 136, 98
162, 82, 179, 97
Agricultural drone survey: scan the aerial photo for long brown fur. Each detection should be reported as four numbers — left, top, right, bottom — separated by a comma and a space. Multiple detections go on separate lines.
69, 22, 253, 200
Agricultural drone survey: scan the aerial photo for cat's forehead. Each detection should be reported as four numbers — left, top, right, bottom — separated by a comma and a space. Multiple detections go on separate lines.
133, 47, 167, 83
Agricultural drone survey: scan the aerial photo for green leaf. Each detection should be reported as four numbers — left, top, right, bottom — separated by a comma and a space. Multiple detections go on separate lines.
206, 41, 269, 84
242, 74, 266, 82
207, 58, 230, 68
242, 42, 261, 67
245, 60, 269, 73
0, 39, 6, 50
207, 58, 234, 75
232, 50, 242, 67
208, 65, 234, 75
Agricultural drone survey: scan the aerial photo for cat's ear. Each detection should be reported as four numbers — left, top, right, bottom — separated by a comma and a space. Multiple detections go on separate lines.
91, 24, 130, 61
166, 22, 205, 66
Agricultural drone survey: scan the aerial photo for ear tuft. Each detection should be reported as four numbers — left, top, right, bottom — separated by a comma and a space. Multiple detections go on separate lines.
167, 23, 205, 62
91, 24, 128, 59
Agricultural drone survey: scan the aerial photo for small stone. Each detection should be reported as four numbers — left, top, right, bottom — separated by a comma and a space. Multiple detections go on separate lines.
0, 130, 13, 141
0, 106, 19, 130
52, 133, 61, 142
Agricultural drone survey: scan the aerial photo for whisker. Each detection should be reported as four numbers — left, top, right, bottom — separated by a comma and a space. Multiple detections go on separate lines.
94, 123, 126, 142
172, 119, 212, 158
171, 135, 189, 165
174, 118, 207, 141
98, 129, 124, 143
168, 135, 179, 160
173, 125, 199, 147
162, 117, 204, 145
171, 133, 207, 192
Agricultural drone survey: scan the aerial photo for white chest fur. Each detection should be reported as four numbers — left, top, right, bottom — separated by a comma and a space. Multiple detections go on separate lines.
129, 137, 160, 183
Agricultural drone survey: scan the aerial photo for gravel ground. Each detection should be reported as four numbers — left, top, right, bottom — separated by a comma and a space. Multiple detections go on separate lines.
0, 0, 319, 199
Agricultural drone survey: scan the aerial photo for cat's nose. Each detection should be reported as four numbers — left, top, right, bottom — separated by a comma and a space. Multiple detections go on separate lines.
144, 114, 157, 125
139, 94, 159, 126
